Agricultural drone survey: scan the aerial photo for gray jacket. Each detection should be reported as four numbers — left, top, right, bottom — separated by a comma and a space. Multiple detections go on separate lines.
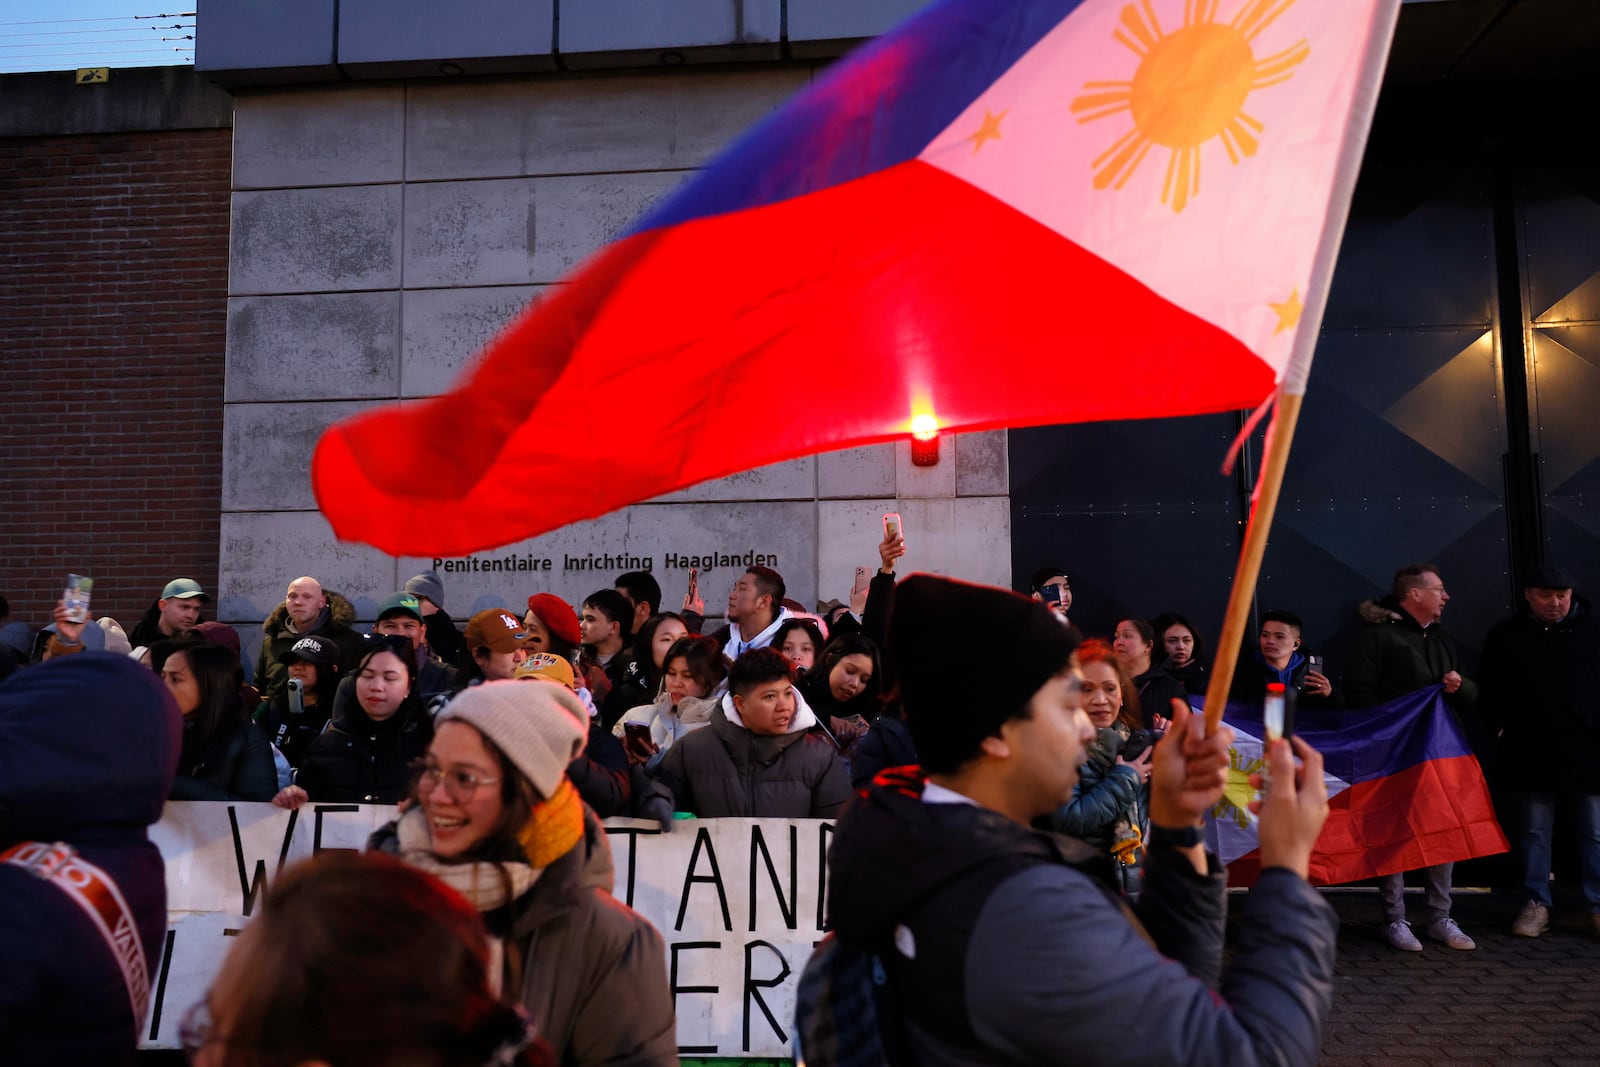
374, 808, 677, 1066
652, 691, 851, 819
827, 773, 1339, 1066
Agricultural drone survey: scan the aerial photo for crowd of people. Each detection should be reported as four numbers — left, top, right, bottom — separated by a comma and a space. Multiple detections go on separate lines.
1, 534, 1594, 1065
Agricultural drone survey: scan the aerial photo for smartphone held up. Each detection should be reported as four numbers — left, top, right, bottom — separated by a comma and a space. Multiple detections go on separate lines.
63, 574, 93, 624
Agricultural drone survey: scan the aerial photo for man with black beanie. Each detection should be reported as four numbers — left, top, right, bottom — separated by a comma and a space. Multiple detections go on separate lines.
812, 574, 1340, 1066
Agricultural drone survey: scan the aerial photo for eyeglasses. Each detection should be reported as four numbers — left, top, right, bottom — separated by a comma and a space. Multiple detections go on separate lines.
410, 759, 501, 802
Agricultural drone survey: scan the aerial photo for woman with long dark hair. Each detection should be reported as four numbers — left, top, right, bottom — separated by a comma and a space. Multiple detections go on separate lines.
372, 681, 677, 1065
601, 611, 690, 727
1112, 616, 1190, 730
154, 639, 276, 802
1152, 611, 1209, 697
773, 618, 827, 673
798, 632, 882, 763
183, 851, 552, 1067
278, 636, 433, 806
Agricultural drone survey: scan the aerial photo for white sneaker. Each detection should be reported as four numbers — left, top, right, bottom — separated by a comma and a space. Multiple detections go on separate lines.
1511, 901, 1549, 938
1426, 917, 1476, 950
1382, 919, 1423, 951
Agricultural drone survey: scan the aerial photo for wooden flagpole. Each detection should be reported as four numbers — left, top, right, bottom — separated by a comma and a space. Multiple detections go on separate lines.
1200, 0, 1402, 734
1201, 390, 1301, 732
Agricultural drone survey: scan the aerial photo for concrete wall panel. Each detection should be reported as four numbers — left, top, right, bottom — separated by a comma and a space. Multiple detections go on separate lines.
226, 292, 401, 402
894, 437, 957, 498
650, 457, 816, 503
402, 173, 681, 288
401, 285, 543, 398
818, 496, 1011, 595
955, 429, 1009, 497
220, 510, 400, 627
405, 69, 808, 181
231, 185, 402, 294
817, 444, 897, 498
222, 400, 384, 511
233, 86, 405, 189
397, 499, 816, 620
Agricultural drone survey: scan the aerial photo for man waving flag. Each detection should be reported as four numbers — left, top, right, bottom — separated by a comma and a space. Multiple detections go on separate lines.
314, 0, 1402, 557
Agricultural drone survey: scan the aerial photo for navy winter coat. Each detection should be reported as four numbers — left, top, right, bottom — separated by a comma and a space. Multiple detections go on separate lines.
0, 654, 182, 1065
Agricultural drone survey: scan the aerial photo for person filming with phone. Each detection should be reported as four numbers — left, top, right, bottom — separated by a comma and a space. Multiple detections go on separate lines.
1229, 609, 1341, 710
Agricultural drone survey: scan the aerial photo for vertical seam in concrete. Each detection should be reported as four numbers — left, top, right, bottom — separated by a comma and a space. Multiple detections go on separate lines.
396, 82, 409, 406
391, 79, 410, 593
813, 441, 822, 610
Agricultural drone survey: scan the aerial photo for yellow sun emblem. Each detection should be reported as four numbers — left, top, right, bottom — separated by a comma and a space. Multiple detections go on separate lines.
1070, 0, 1309, 213
1212, 746, 1263, 830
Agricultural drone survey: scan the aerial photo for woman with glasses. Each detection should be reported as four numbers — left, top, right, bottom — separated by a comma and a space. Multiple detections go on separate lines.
274, 636, 433, 808
370, 680, 677, 1066
181, 851, 552, 1067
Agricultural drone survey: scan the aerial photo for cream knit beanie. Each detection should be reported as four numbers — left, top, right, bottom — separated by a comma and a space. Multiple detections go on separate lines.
437, 680, 588, 799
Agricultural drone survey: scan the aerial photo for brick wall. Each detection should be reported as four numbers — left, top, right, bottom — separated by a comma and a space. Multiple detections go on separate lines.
0, 128, 232, 632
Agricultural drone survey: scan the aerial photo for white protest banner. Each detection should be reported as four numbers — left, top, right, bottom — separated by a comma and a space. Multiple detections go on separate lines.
141, 802, 832, 1058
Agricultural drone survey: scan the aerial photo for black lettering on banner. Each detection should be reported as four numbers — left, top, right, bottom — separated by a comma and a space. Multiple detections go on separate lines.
675, 826, 732, 932
743, 939, 793, 1050
228, 807, 266, 916
312, 805, 361, 855
230, 806, 301, 916
816, 821, 835, 930
146, 928, 177, 1040
669, 941, 721, 1056
606, 824, 662, 907
748, 824, 797, 930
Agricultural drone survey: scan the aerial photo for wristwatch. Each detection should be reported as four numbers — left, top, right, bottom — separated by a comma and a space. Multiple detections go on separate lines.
1147, 823, 1203, 849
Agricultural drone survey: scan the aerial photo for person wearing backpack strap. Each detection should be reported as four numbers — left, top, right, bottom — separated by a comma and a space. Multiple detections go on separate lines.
0, 652, 183, 1065
800, 575, 1336, 1067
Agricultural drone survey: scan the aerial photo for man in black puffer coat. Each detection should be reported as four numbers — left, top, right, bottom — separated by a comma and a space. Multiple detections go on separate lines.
1480, 564, 1600, 938
0, 654, 182, 1065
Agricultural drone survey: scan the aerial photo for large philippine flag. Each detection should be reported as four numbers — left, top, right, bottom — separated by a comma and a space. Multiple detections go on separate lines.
313, 0, 1401, 556
1203, 688, 1509, 887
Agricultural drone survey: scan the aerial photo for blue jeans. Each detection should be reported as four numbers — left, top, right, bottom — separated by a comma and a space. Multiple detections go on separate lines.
1520, 792, 1600, 911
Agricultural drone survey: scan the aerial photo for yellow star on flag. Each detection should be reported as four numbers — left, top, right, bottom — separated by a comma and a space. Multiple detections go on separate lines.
967, 108, 1008, 154
1270, 289, 1303, 335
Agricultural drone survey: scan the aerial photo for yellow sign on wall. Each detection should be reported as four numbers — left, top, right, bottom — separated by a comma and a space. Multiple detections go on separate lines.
75, 68, 109, 85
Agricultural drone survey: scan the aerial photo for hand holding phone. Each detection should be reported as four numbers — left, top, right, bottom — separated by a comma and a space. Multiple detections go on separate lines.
622, 722, 659, 764
682, 568, 704, 616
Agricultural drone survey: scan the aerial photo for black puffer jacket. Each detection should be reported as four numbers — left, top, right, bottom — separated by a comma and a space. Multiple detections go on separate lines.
1134, 665, 1190, 727
169, 717, 277, 802
1480, 595, 1600, 792
652, 691, 850, 818
253, 686, 333, 772
826, 769, 1339, 1065
1345, 597, 1479, 709
296, 696, 433, 804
